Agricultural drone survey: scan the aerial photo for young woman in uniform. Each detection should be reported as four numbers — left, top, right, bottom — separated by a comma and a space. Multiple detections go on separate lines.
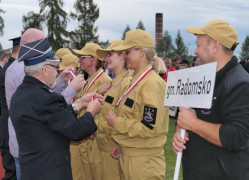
95, 40, 132, 180
107, 29, 169, 180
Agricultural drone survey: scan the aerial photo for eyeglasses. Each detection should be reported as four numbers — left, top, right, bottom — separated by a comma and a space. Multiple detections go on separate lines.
43, 64, 60, 70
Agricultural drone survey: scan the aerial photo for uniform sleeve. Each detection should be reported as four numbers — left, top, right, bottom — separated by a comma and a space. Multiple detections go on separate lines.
60, 84, 76, 105
38, 93, 97, 141
51, 76, 67, 94
114, 80, 168, 138
219, 83, 249, 151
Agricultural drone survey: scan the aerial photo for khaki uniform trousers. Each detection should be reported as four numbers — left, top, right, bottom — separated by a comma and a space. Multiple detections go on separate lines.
119, 149, 166, 180
99, 144, 120, 180
80, 138, 101, 180
70, 141, 85, 180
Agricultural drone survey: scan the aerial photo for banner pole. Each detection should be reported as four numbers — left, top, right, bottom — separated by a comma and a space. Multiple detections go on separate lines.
173, 128, 185, 180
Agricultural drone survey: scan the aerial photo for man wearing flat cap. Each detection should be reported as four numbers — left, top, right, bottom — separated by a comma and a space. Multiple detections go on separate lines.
9, 30, 103, 180
0, 36, 21, 180
173, 19, 249, 180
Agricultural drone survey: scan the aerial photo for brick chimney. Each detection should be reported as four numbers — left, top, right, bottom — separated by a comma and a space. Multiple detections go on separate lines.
155, 13, 163, 48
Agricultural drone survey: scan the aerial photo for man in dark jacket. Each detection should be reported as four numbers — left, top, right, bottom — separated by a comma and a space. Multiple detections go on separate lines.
10, 30, 103, 180
0, 37, 21, 180
172, 19, 249, 180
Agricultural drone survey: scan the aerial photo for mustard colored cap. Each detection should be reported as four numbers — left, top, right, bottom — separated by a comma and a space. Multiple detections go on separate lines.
72, 43, 106, 61
187, 19, 239, 50
96, 40, 124, 58
113, 29, 154, 51
59, 54, 80, 71
55, 48, 72, 59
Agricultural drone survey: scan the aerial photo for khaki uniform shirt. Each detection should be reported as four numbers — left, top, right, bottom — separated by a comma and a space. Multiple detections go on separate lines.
76, 68, 112, 124
96, 70, 132, 151
112, 64, 169, 156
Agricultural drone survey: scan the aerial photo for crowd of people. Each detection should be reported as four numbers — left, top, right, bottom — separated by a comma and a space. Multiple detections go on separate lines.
0, 18, 248, 180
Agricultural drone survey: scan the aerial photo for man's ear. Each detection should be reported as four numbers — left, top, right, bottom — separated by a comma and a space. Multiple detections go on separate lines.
213, 40, 221, 54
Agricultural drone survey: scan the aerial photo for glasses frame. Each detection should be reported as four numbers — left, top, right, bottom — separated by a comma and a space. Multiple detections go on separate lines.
42, 64, 60, 70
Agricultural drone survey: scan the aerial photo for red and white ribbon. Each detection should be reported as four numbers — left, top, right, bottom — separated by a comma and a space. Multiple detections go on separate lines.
115, 66, 152, 107
83, 69, 104, 96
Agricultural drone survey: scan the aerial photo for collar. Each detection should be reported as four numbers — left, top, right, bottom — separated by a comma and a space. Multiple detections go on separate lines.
215, 56, 238, 86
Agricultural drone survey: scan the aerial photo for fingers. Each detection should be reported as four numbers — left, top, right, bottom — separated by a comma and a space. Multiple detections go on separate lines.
172, 132, 187, 154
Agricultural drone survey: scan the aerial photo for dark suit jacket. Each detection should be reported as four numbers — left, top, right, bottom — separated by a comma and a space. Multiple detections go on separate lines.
0, 57, 15, 147
10, 75, 97, 180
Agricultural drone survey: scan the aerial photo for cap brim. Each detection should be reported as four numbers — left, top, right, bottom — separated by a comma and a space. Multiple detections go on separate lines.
186, 27, 206, 35
71, 49, 85, 55
45, 55, 60, 62
112, 44, 133, 51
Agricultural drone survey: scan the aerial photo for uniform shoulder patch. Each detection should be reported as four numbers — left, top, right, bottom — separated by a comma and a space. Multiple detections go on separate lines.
143, 106, 157, 124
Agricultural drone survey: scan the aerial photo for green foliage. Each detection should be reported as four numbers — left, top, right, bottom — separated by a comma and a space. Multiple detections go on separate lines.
121, 25, 131, 40
174, 30, 188, 59
22, 11, 45, 33
0, 0, 5, 36
156, 30, 175, 58
136, 20, 146, 30
99, 40, 110, 49
70, 0, 99, 49
0, 43, 2, 50
39, 0, 69, 51
239, 35, 249, 61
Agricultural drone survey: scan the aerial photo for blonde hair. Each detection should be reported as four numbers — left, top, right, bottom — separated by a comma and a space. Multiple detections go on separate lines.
144, 47, 166, 73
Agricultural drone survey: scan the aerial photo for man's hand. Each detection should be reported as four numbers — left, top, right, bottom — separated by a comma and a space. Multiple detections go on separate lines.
107, 111, 117, 127
73, 93, 103, 112
59, 67, 74, 82
177, 107, 198, 131
70, 74, 85, 91
172, 124, 189, 155
86, 99, 102, 116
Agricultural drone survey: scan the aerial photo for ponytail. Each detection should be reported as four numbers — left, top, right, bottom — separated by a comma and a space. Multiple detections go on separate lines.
144, 47, 166, 74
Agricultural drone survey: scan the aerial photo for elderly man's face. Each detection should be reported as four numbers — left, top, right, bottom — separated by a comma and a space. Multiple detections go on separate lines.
43, 62, 59, 88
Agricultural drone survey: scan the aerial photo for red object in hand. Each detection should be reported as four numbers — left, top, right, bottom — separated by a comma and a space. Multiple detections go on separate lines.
70, 70, 76, 78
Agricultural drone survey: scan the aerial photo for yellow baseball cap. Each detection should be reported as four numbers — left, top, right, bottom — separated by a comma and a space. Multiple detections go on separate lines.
72, 43, 106, 61
186, 19, 239, 50
96, 40, 124, 58
55, 48, 72, 59
113, 29, 154, 51
59, 54, 80, 71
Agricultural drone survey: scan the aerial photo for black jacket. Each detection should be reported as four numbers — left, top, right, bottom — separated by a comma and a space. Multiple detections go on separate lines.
0, 57, 15, 147
10, 75, 97, 180
182, 56, 249, 180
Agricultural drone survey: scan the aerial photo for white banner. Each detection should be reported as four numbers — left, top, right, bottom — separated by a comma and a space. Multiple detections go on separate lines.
164, 62, 217, 109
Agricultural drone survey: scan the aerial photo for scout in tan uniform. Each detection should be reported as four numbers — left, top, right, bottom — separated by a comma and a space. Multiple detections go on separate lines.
107, 29, 169, 180
95, 40, 132, 180
55, 48, 72, 59
71, 43, 112, 180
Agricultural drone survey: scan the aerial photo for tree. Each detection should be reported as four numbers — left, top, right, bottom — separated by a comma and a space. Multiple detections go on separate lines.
239, 35, 249, 61
174, 30, 188, 59
0, 0, 5, 49
99, 40, 110, 49
136, 20, 145, 30
39, 0, 69, 50
156, 30, 175, 58
121, 25, 131, 40
0, 0, 4, 36
70, 0, 99, 49
22, 11, 45, 33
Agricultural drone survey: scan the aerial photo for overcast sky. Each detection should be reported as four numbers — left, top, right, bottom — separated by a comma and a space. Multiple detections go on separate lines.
1, 0, 249, 59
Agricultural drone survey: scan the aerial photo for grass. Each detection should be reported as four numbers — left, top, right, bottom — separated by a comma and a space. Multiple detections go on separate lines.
164, 117, 183, 180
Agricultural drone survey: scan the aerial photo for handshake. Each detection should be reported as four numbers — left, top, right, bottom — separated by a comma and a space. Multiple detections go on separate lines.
72, 93, 104, 116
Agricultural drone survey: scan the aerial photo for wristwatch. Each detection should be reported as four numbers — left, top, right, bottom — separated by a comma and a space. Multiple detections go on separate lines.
72, 103, 79, 114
